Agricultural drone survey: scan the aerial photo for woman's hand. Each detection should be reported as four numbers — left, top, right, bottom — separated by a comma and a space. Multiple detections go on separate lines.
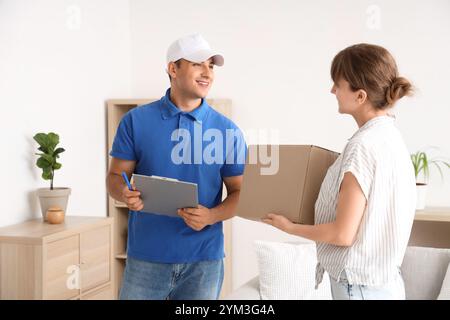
262, 213, 295, 234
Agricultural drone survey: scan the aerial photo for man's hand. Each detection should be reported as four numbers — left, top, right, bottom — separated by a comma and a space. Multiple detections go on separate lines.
262, 213, 295, 234
122, 183, 144, 211
178, 205, 216, 231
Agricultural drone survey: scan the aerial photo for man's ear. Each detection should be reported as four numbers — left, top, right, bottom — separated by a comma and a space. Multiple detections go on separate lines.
167, 62, 178, 79
356, 89, 368, 105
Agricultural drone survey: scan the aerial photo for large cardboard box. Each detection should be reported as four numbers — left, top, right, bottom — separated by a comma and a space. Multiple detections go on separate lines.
236, 145, 339, 225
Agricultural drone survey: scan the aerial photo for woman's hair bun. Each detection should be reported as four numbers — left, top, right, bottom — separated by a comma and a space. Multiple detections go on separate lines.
386, 77, 413, 106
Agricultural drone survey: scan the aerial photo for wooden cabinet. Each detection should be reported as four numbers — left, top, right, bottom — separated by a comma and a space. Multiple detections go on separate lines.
80, 225, 111, 292
0, 216, 113, 300
45, 234, 80, 299
410, 207, 450, 248
81, 283, 113, 300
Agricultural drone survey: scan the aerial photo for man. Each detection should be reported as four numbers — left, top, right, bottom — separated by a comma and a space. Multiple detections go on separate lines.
106, 33, 246, 300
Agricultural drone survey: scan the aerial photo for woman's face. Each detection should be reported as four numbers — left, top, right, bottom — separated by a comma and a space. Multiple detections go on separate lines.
330, 78, 361, 115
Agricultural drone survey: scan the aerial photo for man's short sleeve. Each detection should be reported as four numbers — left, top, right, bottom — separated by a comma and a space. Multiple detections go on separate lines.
221, 127, 247, 178
339, 140, 375, 200
109, 112, 137, 161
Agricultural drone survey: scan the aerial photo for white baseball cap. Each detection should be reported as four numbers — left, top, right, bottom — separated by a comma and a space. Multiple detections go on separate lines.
166, 33, 224, 66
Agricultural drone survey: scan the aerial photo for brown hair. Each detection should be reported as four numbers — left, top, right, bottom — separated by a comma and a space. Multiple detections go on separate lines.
331, 43, 413, 109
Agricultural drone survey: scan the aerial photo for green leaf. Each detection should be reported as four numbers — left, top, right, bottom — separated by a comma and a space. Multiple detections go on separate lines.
53, 162, 62, 170
53, 148, 65, 157
431, 162, 444, 180
411, 150, 450, 183
38, 146, 48, 153
410, 153, 419, 178
36, 157, 51, 169
41, 153, 55, 165
422, 153, 429, 181
414, 152, 428, 181
33, 133, 49, 148
47, 132, 59, 148
42, 168, 53, 180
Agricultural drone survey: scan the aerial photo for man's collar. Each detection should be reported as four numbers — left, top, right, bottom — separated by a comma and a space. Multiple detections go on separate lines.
160, 88, 210, 122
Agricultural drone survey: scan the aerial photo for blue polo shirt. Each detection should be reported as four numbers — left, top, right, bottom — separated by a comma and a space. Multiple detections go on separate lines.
110, 89, 246, 263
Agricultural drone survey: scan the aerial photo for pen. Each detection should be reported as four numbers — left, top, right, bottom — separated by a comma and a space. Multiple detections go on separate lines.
121, 172, 133, 191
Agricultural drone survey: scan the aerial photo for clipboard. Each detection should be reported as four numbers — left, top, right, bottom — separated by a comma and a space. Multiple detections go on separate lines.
132, 174, 198, 217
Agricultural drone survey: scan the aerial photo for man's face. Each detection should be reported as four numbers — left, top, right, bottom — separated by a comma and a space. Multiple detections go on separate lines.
169, 58, 215, 99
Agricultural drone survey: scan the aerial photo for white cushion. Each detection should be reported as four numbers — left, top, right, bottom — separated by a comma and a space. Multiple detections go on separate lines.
437, 262, 450, 300
254, 240, 332, 300
401, 246, 450, 300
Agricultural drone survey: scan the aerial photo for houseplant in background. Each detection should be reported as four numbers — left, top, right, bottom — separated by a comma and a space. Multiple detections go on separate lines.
411, 149, 450, 210
34, 132, 70, 222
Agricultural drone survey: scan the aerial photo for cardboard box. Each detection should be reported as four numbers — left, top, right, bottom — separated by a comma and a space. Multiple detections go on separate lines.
236, 145, 339, 225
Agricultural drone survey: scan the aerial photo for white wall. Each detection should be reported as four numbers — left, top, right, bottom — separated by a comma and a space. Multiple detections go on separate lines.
0, 0, 131, 227
128, 0, 450, 290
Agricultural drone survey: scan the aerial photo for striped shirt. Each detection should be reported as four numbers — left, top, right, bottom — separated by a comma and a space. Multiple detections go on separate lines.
314, 115, 416, 287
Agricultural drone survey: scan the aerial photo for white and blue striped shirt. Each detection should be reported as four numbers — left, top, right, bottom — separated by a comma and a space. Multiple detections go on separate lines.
315, 115, 416, 287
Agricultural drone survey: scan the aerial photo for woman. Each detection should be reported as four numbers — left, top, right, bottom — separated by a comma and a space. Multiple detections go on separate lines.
263, 43, 416, 300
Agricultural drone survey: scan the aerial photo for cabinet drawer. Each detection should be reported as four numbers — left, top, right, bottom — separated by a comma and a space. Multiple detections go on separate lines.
44, 235, 80, 300
80, 225, 111, 291
81, 283, 113, 300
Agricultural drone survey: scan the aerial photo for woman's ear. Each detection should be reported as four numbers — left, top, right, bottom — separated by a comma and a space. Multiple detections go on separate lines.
356, 89, 368, 105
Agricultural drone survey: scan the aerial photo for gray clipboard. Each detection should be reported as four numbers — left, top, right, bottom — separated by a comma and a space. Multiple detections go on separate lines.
132, 174, 198, 217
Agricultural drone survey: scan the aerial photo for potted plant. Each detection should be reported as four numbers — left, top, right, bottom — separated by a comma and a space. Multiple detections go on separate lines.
34, 132, 71, 221
411, 149, 450, 210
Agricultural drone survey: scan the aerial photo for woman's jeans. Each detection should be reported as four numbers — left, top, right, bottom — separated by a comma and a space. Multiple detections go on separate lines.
330, 270, 406, 300
119, 256, 224, 300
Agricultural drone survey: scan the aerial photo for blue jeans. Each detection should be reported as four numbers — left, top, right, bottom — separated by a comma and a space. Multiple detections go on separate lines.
119, 256, 224, 300
330, 270, 406, 300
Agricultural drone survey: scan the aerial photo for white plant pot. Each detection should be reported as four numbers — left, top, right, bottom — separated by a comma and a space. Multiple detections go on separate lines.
37, 187, 71, 221
415, 184, 427, 210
